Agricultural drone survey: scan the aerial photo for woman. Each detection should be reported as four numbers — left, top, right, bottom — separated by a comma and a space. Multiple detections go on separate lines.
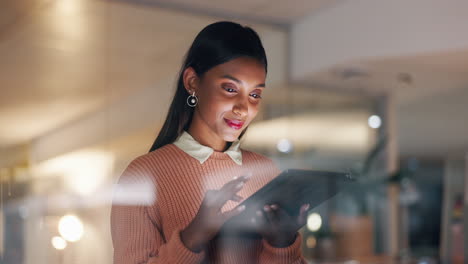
111, 21, 310, 264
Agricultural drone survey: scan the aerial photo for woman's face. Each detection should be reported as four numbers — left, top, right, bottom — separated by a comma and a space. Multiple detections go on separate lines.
186, 56, 266, 148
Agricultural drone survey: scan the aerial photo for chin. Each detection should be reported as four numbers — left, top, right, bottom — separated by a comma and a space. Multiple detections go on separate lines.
222, 131, 241, 142
223, 135, 238, 142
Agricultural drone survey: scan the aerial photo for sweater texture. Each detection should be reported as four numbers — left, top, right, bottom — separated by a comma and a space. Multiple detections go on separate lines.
110, 143, 306, 264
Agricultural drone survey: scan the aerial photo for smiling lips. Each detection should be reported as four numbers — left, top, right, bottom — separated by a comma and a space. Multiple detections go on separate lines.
224, 118, 244, 130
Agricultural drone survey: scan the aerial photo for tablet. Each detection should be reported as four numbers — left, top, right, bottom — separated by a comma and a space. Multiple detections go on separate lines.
220, 169, 355, 234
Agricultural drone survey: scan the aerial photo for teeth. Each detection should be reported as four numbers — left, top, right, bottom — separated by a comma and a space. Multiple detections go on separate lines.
225, 118, 243, 127
230, 120, 242, 125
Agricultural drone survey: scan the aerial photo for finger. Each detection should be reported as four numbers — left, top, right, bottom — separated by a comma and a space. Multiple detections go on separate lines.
263, 205, 279, 226
230, 194, 244, 203
214, 182, 245, 208
202, 189, 219, 207
203, 189, 242, 210
214, 179, 243, 201
221, 204, 246, 221
297, 204, 310, 226
219, 178, 244, 193
214, 174, 251, 207
219, 173, 252, 194
251, 213, 262, 230
232, 171, 253, 181
255, 209, 266, 222
254, 209, 268, 231
270, 204, 292, 223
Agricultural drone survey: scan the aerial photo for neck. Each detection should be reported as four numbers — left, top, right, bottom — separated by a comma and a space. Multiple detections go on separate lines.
187, 121, 226, 152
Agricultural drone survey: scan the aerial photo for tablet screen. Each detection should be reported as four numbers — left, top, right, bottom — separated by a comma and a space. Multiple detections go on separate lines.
221, 169, 355, 233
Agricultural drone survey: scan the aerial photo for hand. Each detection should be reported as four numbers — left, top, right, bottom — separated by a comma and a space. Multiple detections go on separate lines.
180, 173, 252, 252
254, 203, 310, 248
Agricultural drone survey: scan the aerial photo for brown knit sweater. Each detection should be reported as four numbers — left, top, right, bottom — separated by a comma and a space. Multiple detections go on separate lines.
110, 143, 307, 264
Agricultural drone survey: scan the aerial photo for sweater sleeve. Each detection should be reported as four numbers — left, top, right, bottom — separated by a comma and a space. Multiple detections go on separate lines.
259, 232, 307, 264
110, 160, 205, 264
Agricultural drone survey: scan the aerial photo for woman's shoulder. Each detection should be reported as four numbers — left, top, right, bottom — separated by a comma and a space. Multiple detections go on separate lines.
115, 144, 183, 193
132, 143, 178, 163
113, 147, 177, 207
123, 144, 179, 174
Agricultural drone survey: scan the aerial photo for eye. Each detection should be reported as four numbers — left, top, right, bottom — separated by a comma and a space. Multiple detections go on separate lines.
222, 84, 237, 93
250, 89, 263, 99
250, 93, 262, 99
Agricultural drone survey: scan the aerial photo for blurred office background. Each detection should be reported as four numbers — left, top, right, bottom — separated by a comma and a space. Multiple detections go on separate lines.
1, 0, 467, 263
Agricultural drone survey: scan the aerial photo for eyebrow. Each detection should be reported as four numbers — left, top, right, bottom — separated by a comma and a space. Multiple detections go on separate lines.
221, 74, 265, 88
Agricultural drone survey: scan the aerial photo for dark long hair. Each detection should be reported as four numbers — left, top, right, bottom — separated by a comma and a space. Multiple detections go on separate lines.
148, 21, 268, 152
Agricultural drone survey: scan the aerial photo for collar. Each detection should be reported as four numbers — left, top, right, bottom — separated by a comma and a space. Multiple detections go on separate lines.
173, 131, 242, 165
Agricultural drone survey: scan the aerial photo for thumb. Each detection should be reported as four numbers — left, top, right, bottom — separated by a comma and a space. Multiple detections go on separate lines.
297, 204, 309, 226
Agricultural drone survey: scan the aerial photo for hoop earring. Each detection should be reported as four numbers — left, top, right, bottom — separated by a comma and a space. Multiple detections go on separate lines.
186, 91, 198, 107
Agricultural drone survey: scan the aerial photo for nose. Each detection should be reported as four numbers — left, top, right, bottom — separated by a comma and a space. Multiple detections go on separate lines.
232, 99, 248, 119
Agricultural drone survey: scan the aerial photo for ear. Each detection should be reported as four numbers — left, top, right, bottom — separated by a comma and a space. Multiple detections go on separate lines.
182, 67, 199, 95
